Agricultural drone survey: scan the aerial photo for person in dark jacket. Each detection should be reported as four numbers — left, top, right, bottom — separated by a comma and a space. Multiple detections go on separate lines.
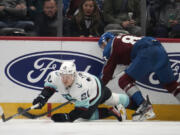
70, 0, 104, 37
34, 0, 58, 36
0, 0, 34, 36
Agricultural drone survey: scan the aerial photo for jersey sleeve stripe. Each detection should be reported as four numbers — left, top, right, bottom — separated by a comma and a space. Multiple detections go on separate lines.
44, 82, 57, 91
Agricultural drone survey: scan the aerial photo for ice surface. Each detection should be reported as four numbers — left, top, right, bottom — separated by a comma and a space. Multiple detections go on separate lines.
0, 119, 180, 135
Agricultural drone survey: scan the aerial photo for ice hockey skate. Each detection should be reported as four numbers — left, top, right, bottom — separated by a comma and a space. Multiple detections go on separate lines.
109, 104, 126, 121
132, 95, 156, 121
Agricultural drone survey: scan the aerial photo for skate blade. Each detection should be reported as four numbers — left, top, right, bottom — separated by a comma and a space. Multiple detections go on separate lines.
132, 110, 156, 121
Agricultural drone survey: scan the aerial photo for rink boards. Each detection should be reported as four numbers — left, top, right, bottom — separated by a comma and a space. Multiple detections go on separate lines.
0, 102, 180, 121
0, 37, 180, 121
0, 103, 180, 121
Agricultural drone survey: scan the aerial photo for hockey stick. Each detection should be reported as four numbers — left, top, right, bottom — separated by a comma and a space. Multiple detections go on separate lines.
0, 104, 39, 122
17, 99, 75, 119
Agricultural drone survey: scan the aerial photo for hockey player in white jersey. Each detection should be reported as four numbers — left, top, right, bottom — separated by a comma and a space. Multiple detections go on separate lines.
32, 61, 129, 122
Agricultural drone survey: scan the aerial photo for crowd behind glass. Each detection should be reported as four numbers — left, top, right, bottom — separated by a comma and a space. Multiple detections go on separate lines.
0, 0, 179, 38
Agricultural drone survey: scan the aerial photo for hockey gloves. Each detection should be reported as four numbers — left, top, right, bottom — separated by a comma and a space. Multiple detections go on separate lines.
32, 87, 55, 109
33, 95, 47, 109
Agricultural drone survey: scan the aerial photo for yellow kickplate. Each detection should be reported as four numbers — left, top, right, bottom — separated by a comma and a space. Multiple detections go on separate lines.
0, 103, 180, 121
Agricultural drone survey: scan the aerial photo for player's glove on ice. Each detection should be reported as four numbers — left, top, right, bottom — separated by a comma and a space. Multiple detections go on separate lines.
33, 95, 47, 109
32, 87, 55, 109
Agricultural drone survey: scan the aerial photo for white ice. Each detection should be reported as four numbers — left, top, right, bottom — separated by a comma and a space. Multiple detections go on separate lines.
0, 119, 180, 135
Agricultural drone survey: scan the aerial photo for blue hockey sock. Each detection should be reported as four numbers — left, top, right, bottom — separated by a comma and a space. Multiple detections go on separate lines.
131, 91, 145, 106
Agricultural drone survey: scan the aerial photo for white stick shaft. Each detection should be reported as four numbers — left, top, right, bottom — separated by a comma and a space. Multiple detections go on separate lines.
31, 104, 40, 109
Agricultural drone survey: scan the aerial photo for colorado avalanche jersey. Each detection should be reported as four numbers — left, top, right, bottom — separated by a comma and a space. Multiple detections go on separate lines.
101, 34, 142, 85
44, 70, 101, 108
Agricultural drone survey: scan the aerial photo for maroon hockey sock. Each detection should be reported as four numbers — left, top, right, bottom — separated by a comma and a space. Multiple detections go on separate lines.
118, 73, 135, 92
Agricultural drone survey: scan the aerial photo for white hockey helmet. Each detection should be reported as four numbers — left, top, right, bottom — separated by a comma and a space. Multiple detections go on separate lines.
59, 61, 76, 75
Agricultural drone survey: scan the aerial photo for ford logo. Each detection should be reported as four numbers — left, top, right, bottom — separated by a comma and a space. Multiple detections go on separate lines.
136, 53, 180, 93
5, 51, 104, 91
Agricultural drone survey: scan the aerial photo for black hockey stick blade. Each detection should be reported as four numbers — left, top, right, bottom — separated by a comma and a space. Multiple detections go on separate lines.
2, 104, 39, 122
1, 114, 6, 122
18, 99, 75, 119
0, 106, 5, 122
18, 107, 37, 119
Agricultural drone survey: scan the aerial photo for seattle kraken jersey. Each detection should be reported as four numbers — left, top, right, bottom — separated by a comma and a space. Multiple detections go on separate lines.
44, 71, 102, 108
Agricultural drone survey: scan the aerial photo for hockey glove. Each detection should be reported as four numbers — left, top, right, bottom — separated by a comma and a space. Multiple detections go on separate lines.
32, 87, 55, 109
33, 95, 47, 109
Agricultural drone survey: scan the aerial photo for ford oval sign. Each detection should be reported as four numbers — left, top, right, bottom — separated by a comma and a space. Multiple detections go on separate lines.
5, 51, 104, 90
136, 53, 180, 93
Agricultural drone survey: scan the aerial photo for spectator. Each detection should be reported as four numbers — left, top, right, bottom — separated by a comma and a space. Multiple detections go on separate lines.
70, 0, 104, 37
103, 0, 142, 36
0, 0, 34, 36
153, 0, 180, 38
66, 0, 104, 18
26, 0, 44, 21
66, 0, 84, 18
34, 0, 58, 36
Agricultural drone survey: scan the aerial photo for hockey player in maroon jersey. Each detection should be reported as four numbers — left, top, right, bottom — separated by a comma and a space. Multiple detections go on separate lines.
98, 32, 180, 121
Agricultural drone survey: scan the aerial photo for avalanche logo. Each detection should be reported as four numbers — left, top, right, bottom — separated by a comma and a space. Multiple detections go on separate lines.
5, 51, 104, 91
136, 53, 180, 93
